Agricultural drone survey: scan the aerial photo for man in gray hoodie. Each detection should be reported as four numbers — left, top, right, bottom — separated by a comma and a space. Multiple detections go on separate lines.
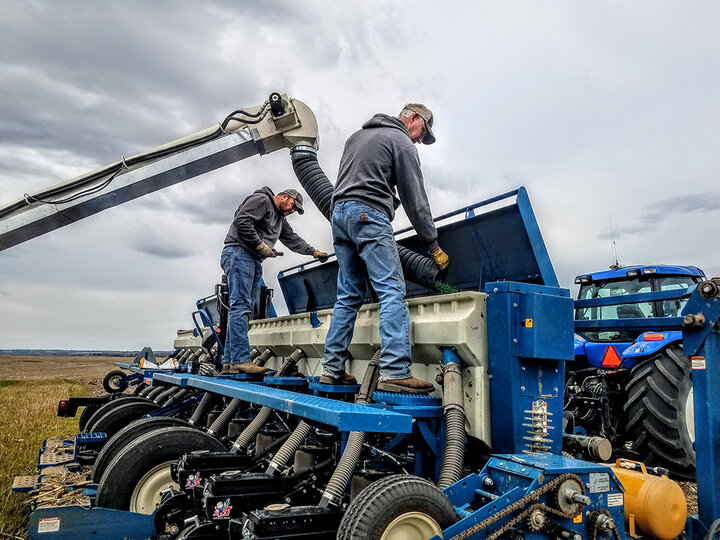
321, 104, 449, 393
221, 187, 328, 375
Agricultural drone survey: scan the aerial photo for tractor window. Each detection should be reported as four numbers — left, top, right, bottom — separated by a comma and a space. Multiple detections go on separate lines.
576, 278, 653, 320
657, 275, 701, 317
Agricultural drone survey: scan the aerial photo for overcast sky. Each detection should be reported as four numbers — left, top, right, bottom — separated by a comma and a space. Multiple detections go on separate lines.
1, 1, 719, 350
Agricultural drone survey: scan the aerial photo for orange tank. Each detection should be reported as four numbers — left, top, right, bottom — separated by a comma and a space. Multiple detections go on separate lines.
608, 459, 687, 540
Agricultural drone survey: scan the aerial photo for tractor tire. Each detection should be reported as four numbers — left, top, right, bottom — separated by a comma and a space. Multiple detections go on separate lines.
102, 370, 128, 393
623, 344, 695, 479
81, 396, 149, 433
92, 416, 189, 483
95, 426, 226, 513
78, 404, 102, 432
86, 400, 161, 439
337, 474, 457, 540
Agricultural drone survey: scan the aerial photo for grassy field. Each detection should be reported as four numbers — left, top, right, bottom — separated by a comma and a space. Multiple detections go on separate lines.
0, 355, 121, 537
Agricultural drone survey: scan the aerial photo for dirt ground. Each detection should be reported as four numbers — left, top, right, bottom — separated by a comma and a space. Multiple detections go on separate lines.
0, 355, 128, 388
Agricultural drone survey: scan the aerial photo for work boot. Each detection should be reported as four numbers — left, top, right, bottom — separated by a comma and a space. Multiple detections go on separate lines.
228, 362, 269, 375
220, 363, 231, 375
377, 376, 435, 395
319, 372, 358, 385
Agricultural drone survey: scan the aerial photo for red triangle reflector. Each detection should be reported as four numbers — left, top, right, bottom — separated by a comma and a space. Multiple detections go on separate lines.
601, 346, 622, 368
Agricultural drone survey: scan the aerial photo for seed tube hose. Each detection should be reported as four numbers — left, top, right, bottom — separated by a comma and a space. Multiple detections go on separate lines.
437, 349, 466, 490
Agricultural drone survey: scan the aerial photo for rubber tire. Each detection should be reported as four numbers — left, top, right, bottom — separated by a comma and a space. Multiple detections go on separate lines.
623, 344, 695, 479
92, 416, 189, 483
78, 404, 102, 431
103, 370, 129, 393
95, 426, 227, 512
337, 474, 457, 540
86, 400, 161, 439
81, 396, 149, 433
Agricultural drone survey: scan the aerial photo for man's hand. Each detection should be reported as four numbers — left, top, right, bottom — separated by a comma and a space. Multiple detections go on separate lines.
256, 242, 279, 258
313, 249, 329, 263
429, 246, 449, 270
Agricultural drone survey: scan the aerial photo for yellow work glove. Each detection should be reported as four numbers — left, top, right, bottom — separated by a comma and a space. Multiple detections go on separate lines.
313, 249, 329, 263
429, 246, 449, 270
256, 242, 281, 258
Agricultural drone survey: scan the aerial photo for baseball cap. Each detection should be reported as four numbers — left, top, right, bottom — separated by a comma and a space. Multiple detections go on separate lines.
281, 189, 304, 214
405, 103, 436, 145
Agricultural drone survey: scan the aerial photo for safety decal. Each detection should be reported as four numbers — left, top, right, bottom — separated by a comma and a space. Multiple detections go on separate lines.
185, 472, 203, 488
213, 498, 233, 518
38, 517, 61, 533
607, 493, 624, 507
692, 356, 706, 370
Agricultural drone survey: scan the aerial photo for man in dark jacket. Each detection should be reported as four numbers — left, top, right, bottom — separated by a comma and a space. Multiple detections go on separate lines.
221, 187, 328, 374
321, 104, 449, 393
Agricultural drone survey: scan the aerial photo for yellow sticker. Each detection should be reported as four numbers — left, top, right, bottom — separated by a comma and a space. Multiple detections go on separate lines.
525, 318, 534, 328
573, 514, 583, 524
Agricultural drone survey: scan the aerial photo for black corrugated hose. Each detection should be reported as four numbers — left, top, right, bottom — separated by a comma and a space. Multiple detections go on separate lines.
265, 421, 314, 475
188, 392, 215, 426
208, 397, 242, 436
290, 147, 440, 289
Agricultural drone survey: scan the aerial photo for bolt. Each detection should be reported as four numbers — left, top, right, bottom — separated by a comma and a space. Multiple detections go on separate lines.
683, 313, 706, 328
513, 303, 518, 308
520, 386, 526, 391
521, 366, 526, 371
482, 476, 495, 488
493, 288, 499, 293
513, 338, 518, 344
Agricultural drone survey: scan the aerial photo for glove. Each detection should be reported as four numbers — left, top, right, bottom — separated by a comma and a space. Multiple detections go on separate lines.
313, 249, 329, 263
429, 246, 449, 270
256, 242, 280, 258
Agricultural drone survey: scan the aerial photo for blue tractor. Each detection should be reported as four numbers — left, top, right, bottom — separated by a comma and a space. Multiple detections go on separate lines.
565, 264, 705, 479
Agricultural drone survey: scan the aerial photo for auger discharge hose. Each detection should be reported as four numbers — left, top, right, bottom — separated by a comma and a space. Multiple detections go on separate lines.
319, 350, 381, 508
231, 348, 306, 453
253, 348, 275, 366
290, 147, 441, 289
437, 350, 466, 490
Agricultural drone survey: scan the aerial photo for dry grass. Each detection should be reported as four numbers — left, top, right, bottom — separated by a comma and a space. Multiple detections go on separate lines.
0, 379, 93, 537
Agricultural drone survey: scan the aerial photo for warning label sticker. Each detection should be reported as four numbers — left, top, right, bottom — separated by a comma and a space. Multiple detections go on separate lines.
607, 493, 624, 507
692, 356, 706, 370
588, 472, 610, 493
38, 517, 61, 533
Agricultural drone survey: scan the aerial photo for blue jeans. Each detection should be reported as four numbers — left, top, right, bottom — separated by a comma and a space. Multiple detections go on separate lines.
323, 201, 412, 381
220, 245, 262, 365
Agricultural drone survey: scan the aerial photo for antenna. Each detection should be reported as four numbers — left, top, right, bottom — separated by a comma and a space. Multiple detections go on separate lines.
609, 217, 619, 269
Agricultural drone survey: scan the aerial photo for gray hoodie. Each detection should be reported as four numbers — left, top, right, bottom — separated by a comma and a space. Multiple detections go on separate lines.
223, 186, 315, 260
332, 114, 438, 251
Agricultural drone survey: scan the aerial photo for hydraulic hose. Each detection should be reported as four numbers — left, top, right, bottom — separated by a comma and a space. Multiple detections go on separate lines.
145, 386, 167, 401
154, 385, 179, 404
208, 397, 241, 437
437, 353, 466, 490
290, 147, 441, 289
188, 392, 215, 426
266, 421, 314, 475
319, 350, 380, 507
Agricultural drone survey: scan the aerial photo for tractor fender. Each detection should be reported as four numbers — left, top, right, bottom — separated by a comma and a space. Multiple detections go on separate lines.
573, 333, 587, 357
622, 331, 683, 367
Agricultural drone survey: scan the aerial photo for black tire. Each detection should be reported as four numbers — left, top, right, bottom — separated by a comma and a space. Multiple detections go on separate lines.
337, 474, 457, 540
82, 396, 149, 433
92, 416, 189, 483
103, 370, 129, 393
95, 426, 227, 513
623, 344, 695, 479
86, 400, 161, 439
78, 404, 102, 431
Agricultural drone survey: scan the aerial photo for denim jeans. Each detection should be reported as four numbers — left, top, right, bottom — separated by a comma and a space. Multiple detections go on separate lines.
322, 201, 412, 380
220, 245, 262, 365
